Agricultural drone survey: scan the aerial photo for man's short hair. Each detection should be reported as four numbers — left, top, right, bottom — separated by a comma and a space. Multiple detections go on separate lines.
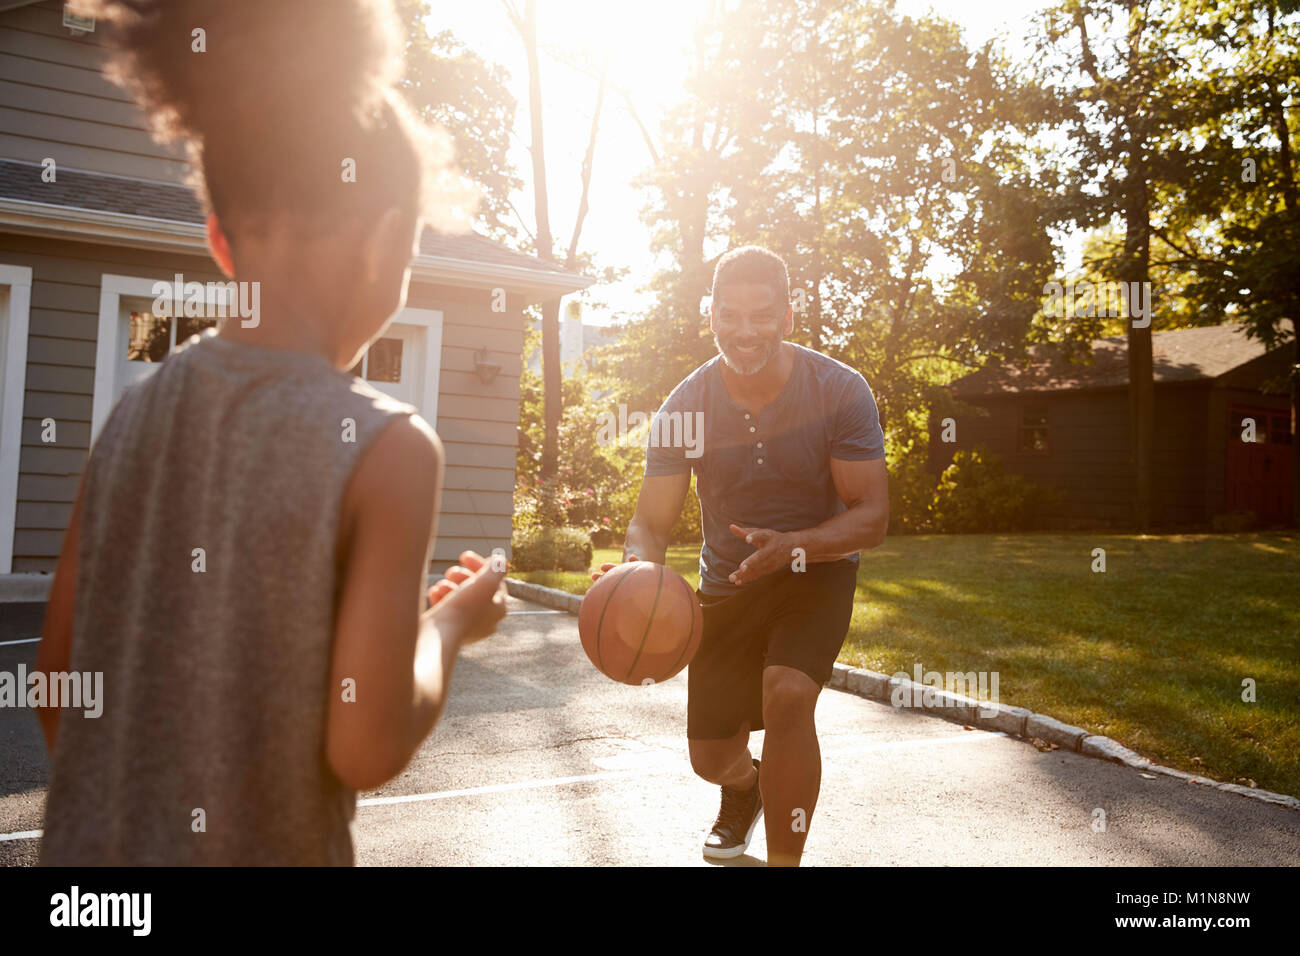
711, 245, 789, 308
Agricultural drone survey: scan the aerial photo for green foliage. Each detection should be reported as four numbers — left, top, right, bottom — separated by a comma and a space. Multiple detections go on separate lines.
1143, 1, 1300, 353
930, 446, 1060, 533
617, 0, 1299, 534
515, 327, 644, 542
618, 0, 1059, 461
395, 0, 520, 240
510, 526, 593, 572
886, 456, 941, 535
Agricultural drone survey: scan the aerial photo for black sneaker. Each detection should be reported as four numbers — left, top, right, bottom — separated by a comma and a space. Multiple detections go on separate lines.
702, 758, 763, 859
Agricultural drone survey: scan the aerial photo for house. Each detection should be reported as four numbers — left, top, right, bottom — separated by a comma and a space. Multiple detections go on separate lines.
928, 324, 1295, 528
524, 315, 621, 374
0, 0, 591, 587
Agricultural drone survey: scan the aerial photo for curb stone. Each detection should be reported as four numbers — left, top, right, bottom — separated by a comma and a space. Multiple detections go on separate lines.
0, 573, 52, 603
505, 578, 582, 614
505, 579, 1300, 814
1025, 713, 1089, 752
1081, 735, 1151, 769
846, 667, 890, 699
982, 702, 1034, 737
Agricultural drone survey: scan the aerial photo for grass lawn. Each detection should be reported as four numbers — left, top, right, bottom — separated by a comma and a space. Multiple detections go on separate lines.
512, 533, 1300, 798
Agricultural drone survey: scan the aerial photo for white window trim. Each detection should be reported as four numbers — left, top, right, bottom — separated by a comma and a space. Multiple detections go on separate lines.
92, 273, 231, 441
93, 273, 169, 440
0, 264, 33, 574
391, 307, 442, 427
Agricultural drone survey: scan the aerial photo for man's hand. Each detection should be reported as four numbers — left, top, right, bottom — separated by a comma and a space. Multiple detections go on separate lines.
591, 553, 640, 583
728, 524, 796, 586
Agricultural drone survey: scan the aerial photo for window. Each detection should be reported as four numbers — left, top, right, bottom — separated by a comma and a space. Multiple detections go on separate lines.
117, 298, 218, 394
125, 307, 216, 363
1270, 414, 1293, 446
344, 316, 441, 418
1228, 406, 1282, 444
348, 335, 403, 383
93, 275, 229, 440
1017, 404, 1049, 454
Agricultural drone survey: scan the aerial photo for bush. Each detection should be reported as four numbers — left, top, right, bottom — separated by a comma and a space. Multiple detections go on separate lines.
930, 446, 1060, 533
513, 474, 629, 543
887, 456, 940, 534
510, 527, 593, 572
1211, 510, 1257, 532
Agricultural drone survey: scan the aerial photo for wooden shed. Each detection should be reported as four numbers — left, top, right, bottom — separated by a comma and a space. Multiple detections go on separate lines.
928, 324, 1295, 528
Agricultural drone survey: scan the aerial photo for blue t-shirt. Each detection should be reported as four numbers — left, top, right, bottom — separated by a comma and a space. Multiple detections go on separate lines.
644, 343, 886, 595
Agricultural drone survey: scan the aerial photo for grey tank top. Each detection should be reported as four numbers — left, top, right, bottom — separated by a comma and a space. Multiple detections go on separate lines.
40, 328, 418, 865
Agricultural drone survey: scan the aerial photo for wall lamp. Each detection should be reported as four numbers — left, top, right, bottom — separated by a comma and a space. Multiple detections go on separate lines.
474, 347, 501, 385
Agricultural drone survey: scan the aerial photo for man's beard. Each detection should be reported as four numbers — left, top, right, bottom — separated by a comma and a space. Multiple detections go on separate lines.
716, 332, 781, 376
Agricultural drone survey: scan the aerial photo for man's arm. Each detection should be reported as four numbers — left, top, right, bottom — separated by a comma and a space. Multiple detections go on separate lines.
591, 472, 690, 578
35, 473, 88, 754
728, 456, 888, 586
791, 456, 889, 559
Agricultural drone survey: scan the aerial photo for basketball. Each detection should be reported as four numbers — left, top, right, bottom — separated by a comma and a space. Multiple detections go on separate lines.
578, 562, 703, 685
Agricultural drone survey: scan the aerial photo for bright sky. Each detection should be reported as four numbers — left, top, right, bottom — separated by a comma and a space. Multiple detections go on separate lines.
427, 0, 1062, 326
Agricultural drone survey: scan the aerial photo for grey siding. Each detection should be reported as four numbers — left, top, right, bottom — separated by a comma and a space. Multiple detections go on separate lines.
1151, 384, 1210, 526
1, 232, 224, 570
0, 0, 188, 182
930, 386, 1215, 528
0, 235, 525, 573
407, 283, 522, 570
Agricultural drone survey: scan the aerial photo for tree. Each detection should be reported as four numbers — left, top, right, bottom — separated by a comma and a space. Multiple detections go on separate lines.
395, 0, 521, 239
1165, 0, 1300, 525
598, 0, 792, 413
503, 0, 609, 504
1033, 0, 1223, 528
616, 0, 1059, 464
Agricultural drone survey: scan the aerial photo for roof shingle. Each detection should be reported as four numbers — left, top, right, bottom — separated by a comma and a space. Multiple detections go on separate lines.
0, 158, 580, 281
950, 324, 1277, 396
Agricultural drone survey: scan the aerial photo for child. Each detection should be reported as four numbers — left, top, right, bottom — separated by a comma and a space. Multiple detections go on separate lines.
34, 0, 505, 865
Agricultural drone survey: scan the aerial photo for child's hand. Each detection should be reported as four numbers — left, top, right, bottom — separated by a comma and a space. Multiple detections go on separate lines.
426, 550, 507, 646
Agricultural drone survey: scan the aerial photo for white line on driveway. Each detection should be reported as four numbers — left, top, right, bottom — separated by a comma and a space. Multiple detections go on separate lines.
356, 730, 1007, 809
0, 730, 1009, 843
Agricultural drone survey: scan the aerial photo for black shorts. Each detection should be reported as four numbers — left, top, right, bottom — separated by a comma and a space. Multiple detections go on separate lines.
686, 559, 859, 740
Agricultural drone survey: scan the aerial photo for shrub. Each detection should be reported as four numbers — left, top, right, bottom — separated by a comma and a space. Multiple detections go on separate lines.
1211, 510, 1257, 532
510, 526, 593, 572
930, 446, 1060, 533
887, 456, 939, 534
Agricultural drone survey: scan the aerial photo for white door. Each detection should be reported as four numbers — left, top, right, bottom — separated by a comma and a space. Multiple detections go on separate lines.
351, 323, 423, 408
0, 265, 32, 574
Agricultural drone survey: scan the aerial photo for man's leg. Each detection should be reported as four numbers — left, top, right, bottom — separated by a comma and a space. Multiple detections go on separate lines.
687, 589, 766, 858
759, 664, 823, 867
688, 721, 755, 789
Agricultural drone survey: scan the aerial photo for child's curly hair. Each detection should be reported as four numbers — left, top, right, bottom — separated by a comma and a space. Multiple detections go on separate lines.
89, 0, 476, 239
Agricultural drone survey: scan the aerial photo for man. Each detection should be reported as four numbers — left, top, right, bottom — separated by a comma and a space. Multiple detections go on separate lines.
595, 245, 889, 866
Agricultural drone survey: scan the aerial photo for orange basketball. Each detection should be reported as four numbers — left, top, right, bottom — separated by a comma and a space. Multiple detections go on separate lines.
578, 562, 703, 685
